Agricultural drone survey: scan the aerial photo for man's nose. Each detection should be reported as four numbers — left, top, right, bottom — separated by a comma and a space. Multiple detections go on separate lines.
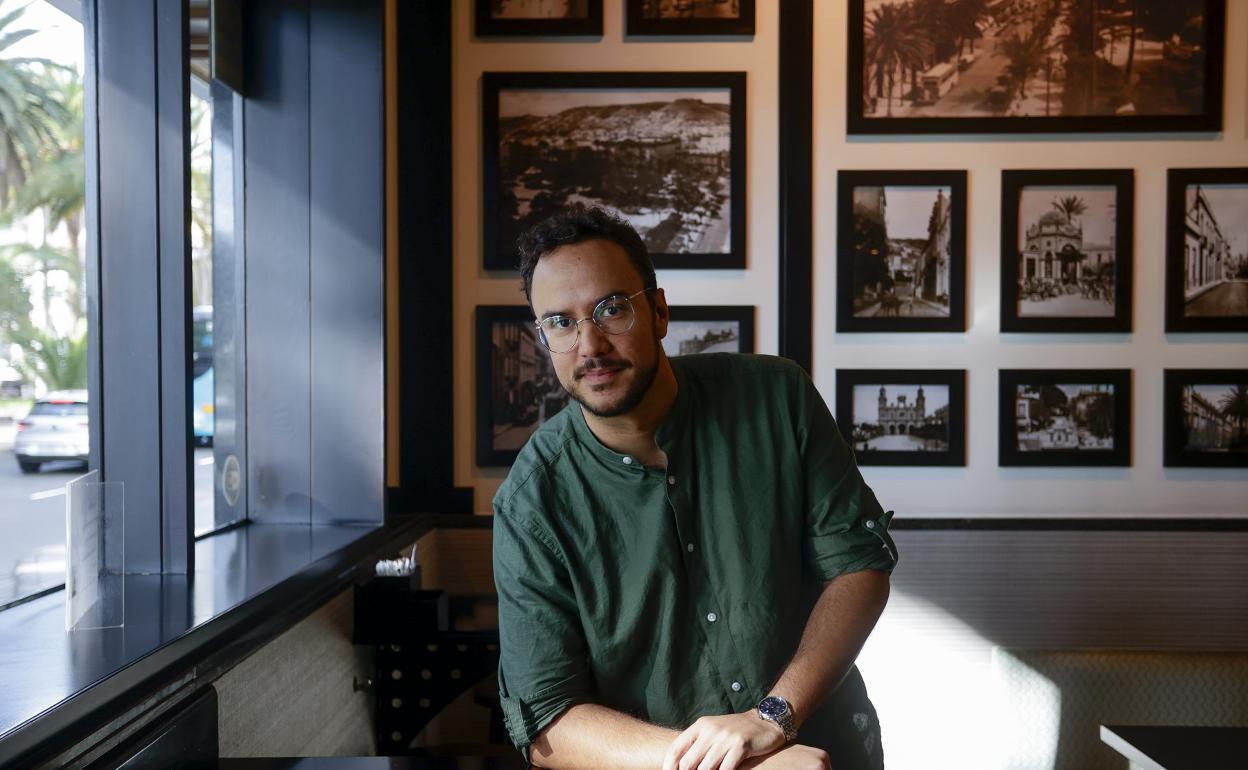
577, 319, 612, 358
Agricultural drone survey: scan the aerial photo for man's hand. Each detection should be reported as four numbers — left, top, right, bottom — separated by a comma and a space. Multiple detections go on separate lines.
741, 744, 831, 769
661, 711, 787, 770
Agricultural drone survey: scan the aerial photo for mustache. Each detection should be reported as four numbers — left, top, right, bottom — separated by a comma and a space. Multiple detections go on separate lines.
574, 357, 631, 379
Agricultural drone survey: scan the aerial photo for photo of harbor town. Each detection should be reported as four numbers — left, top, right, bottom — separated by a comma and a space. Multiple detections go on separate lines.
859, 0, 1212, 120
851, 384, 951, 452
1014, 382, 1116, 451
487, 0, 590, 18
494, 86, 734, 264
1180, 184, 1248, 319
1015, 186, 1117, 317
637, 0, 743, 19
850, 185, 954, 318
1181, 382, 1248, 453
663, 320, 741, 357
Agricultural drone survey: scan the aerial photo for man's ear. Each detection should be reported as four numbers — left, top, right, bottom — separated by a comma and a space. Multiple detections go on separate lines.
652, 288, 670, 340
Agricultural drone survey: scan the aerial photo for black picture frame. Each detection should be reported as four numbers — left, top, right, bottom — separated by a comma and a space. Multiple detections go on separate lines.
1000, 169, 1134, 334
474, 0, 603, 37
836, 170, 967, 333
665, 305, 754, 356
626, 0, 755, 37
475, 305, 570, 468
847, 1, 1225, 135
998, 369, 1131, 467
835, 369, 966, 467
1163, 369, 1248, 468
1165, 168, 1248, 333
482, 71, 747, 271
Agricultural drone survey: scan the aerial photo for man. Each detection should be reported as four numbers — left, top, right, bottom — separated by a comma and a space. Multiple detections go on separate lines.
493, 206, 897, 770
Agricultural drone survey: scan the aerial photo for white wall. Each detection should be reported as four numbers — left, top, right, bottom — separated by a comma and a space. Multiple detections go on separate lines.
453, 0, 1248, 517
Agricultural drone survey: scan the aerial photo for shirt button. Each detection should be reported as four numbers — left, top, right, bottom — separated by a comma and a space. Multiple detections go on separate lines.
731, 681, 742, 692
866, 520, 876, 529
706, 612, 718, 623
686, 543, 695, 553
667, 475, 676, 485
622, 456, 633, 465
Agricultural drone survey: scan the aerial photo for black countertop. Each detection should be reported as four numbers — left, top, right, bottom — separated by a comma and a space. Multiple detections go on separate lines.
1100, 725, 1248, 770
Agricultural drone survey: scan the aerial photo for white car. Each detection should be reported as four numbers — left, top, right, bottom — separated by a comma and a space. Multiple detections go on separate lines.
13, 390, 89, 473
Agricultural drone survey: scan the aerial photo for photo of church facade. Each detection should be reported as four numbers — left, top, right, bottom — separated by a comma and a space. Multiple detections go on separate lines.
1016, 187, 1117, 317
850, 383, 950, 452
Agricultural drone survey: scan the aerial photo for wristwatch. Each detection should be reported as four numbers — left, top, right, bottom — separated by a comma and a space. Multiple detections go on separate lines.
756, 695, 797, 743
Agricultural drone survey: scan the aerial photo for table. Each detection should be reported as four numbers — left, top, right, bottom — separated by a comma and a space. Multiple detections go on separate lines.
1100, 725, 1248, 770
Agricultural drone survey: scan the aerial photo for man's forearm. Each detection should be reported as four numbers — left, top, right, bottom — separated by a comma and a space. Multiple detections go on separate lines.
529, 703, 680, 770
768, 569, 891, 728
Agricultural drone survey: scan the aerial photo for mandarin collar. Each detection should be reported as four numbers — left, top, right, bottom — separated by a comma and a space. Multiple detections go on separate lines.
569, 358, 689, 471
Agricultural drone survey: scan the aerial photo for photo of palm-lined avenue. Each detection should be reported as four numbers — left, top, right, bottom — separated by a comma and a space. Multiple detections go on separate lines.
852, 384, 951, 451
851, 185, 953, 317
1016, 187, 1117, 317
1182, 184, 1248, 318
1015, 383, 1115, 450
1182, 383, 1248, 453
862, 0, 1211, 119
489, 0, 590, 18
496, 88, 732, 260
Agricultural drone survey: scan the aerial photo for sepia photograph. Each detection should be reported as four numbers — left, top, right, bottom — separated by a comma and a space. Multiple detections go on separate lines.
837, 170, 967, 332
836, 370, 966, 466
1164, 369, 1248, 467
999, 369, 1131, 466
475, 307, 570, 467
1166, 168, 1248, 332
475, 0, 603, 36
627, 0, 755, 35
848, 0, 1225, 134
1001, 170, 1133, 332
483, 72, 746, 270
664, 306, 754, 357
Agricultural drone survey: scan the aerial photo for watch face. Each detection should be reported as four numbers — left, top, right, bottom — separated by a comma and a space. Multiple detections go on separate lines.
758, 696, 788, 718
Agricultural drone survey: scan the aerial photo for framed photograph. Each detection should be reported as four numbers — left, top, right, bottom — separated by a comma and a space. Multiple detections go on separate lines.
1164, 369, 1248, 467
1165, 168, 1248, 332
483, 72, 747, 271
475, 306, 570, 467
835, 369, 966, 467
474, 0, 603, 37
664, 305, 754, 357
1000, 169, 1134, 333
626, 0, 755, 37
847, 0, 1226, 135
999, 369, 1131, 467
836, 170, 967, 333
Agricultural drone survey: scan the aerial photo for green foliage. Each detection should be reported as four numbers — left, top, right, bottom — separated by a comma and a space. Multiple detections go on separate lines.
9, 324, 86, 390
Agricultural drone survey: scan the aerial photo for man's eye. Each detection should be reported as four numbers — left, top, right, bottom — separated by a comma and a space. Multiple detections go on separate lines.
600, 302, 625, 317
547, 317, 573, 331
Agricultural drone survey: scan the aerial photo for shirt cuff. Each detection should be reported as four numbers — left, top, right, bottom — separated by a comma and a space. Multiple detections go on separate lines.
499, 675, 592, 765
809, 510, 898, 580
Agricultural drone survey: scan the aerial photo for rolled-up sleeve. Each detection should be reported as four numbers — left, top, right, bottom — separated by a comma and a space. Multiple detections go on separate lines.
794, 369, 899, 580
493, 504, 594, 760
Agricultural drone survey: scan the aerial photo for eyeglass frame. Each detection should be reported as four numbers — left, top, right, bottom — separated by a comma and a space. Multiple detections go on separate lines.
533, 287, 658, 353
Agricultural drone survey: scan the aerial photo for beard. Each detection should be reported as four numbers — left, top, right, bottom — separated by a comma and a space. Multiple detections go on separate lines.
567, 333, 662, 419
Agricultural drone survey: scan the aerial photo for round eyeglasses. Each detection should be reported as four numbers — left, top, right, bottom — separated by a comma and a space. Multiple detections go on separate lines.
534, 288, 654, 354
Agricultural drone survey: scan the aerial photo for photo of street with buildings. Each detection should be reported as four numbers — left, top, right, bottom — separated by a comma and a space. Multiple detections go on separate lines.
1014, 382, 1116, 451
638, 0, 742, 19
1016, 186, 1117, 317
496, 87, 732, 261
850, 185, 953, 318
1181, 382, 1248, 453
851, 384, 950, 451
488, 0, 590, 18
860, 0, 1211, 120
663, 320, 741, 357
1182, 184, 1248, 318
488, 320, 568, 452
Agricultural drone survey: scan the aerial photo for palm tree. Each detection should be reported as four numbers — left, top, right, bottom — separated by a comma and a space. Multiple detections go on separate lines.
8, 324, 85, 390
1051, 194, 1088, 225
1219, 384, 1248, 448
0, 3, 72, 208
1001, 28, 1049, 104
865, 3, 932, 117
948, 0, 988, 58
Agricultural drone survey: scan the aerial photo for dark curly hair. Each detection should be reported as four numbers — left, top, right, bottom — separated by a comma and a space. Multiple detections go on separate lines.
516, 205, 657, 307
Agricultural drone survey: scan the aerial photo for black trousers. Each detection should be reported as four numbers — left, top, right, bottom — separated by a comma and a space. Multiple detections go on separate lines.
796, 665, 886, 770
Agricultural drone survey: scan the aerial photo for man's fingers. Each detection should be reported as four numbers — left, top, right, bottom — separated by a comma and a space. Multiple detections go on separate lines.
719, 744, 747, 770
662, 726, 699, 770
678, 734, 713, 770
696, 739, 732, 770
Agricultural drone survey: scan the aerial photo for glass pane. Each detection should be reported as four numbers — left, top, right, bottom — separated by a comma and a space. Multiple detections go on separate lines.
0, 2, 86, 605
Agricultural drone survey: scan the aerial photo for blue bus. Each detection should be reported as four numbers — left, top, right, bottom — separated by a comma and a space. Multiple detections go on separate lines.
192, 306, 213, 446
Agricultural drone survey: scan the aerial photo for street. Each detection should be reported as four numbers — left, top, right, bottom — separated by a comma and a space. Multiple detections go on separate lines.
0, 444, 215, 604
1186, 281, 1248, 317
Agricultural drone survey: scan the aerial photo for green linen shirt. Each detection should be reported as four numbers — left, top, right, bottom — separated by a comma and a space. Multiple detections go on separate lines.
492, 353, 898, 762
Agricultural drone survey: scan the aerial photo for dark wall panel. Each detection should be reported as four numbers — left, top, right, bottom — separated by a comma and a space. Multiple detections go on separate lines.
308, 0, 384, 524
244, 0, 312, 523
96, 2, 162, 572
